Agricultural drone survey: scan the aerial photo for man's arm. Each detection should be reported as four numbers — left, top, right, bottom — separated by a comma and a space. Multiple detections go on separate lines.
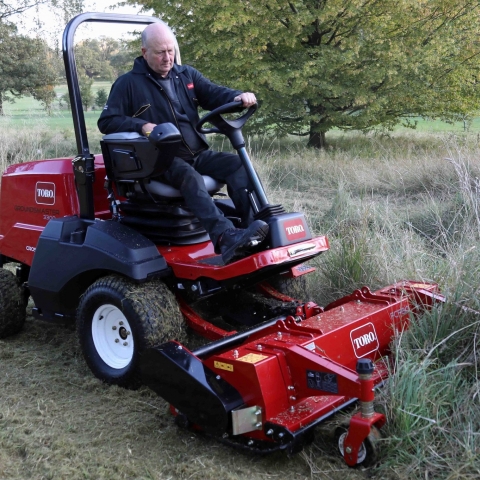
97, 77, 148, 135
186, 67, 255, 111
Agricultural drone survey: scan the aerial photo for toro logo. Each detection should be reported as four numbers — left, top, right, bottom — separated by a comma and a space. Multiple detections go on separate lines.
35, 182, 55, 205
350, 322, 379, 358
283, 218, 307, 241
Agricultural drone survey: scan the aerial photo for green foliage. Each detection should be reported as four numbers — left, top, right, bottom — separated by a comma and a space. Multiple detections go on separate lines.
0, 21, 57, 114
378, 287, 480, 478
75, 37, 118, 80
78, 74, 93, 111
109, 39, 139, 77
130, 0, 480, 147
95, 88, 108, 109
74, 37, 140, 81
60, 91, 71, 110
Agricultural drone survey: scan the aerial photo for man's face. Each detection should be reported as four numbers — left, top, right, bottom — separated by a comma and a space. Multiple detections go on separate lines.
142, 33, 175, 77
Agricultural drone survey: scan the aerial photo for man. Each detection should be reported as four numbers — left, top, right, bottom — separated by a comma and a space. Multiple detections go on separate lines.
98, 21, 268, 264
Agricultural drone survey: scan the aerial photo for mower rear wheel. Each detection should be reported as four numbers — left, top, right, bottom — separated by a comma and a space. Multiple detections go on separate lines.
335, 425, 380, 467
0, 268, 27, 339
77, 275, 186, 389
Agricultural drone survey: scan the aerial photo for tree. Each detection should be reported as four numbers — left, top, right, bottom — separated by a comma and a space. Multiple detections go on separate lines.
60, 91, 71, 110
109, 39, 138, 77
34, 84, 56, 114
95, 88, 108, 109
1, 0, 85, 115
0, 22, 57, 115
78, 74, 93, 110
0, 0, 49, 20
75, 37, 139, 80
1, 0, 85, 25
128, 0, 480, 147
75, 38, 118, 80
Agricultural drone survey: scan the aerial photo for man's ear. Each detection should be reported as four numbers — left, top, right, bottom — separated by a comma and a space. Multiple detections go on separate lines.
141, 47, 147, 58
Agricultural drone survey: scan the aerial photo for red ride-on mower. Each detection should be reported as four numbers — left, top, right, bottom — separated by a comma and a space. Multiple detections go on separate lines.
0, 13, 445, 467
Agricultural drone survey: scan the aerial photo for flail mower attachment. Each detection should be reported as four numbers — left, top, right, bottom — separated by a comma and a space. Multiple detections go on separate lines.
141, 281, 445, 466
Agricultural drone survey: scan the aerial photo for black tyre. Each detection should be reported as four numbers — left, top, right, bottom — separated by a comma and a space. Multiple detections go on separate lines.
0, 268, 27, 339
334, 425, 380, 467
77, 275, 186, 389
267, 274, 308, 301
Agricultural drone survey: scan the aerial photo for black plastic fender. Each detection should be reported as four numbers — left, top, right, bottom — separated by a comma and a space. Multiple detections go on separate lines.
267, 212, 313, 248
28, 216, 169, 318
141, 342, 244, 435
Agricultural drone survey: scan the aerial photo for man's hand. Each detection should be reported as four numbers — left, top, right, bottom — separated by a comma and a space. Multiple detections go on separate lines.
142, 122, 157, 136
234, 92, 257, 107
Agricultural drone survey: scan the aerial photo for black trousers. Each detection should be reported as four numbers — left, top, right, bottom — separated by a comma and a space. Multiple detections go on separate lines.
162, 150, 254, 246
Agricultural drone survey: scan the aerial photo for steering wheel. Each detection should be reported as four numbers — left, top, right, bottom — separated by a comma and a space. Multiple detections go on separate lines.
196, 101, 258, 135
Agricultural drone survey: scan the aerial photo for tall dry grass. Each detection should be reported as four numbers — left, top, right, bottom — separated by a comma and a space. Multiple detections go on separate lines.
0, 119, 104, 168
251, 131, 480, 479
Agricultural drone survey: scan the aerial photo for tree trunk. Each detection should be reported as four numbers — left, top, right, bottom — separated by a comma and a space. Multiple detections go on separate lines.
307, 129, 327, 149
307, 106, 329, 148
0, 93, 3, 116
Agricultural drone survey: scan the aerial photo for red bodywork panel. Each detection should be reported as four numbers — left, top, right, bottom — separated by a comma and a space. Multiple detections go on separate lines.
0, 156, 109, 265
0, 156, 328, 280
158, 236, 328, 282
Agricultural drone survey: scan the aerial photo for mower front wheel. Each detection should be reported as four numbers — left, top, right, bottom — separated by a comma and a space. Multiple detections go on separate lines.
335, 425, 380, 467
77, 275, 186, 389
268, 274, 307, 301
0, 268, 27, 339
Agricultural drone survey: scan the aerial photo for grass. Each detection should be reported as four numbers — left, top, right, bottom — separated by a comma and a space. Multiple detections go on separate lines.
0, 99, 480, 479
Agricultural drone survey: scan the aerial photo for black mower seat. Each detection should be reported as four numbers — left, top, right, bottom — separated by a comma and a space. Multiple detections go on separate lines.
101, 132, 225, 196
100, 131, 230, 245
136, 175, 224, 199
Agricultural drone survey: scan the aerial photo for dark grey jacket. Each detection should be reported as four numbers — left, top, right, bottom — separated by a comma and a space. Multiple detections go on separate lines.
98, 57, 241, 150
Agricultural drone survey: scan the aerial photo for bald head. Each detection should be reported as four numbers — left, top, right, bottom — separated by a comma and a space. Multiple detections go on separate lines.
142, 22, 175, 48
141, 22, 177, 77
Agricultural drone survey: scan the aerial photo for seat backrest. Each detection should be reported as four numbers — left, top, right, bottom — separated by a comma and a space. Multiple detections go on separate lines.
100, 132, 164, 180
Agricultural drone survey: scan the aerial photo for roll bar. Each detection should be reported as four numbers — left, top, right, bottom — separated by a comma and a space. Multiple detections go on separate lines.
62, 12, 178, 219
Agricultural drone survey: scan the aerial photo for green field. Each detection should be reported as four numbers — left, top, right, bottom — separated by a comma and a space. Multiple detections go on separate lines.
2, 83, 480, 136
0, 82, 113, 133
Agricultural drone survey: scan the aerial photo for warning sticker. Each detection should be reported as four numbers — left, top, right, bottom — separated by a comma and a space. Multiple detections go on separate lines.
238, 353, 268, 364
214, 361, 233, 372
306, 370, 339, 394
409, 283, 432, 290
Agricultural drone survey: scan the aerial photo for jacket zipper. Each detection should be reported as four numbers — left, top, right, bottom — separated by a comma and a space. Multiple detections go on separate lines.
148, 74, 195, 157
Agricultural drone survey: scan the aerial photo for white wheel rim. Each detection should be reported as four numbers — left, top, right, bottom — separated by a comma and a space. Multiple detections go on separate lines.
91, 304, 134, 369
338, 431, 367, 464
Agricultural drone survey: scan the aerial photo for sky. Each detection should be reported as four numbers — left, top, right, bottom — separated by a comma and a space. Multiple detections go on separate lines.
10, 0, 154, 47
